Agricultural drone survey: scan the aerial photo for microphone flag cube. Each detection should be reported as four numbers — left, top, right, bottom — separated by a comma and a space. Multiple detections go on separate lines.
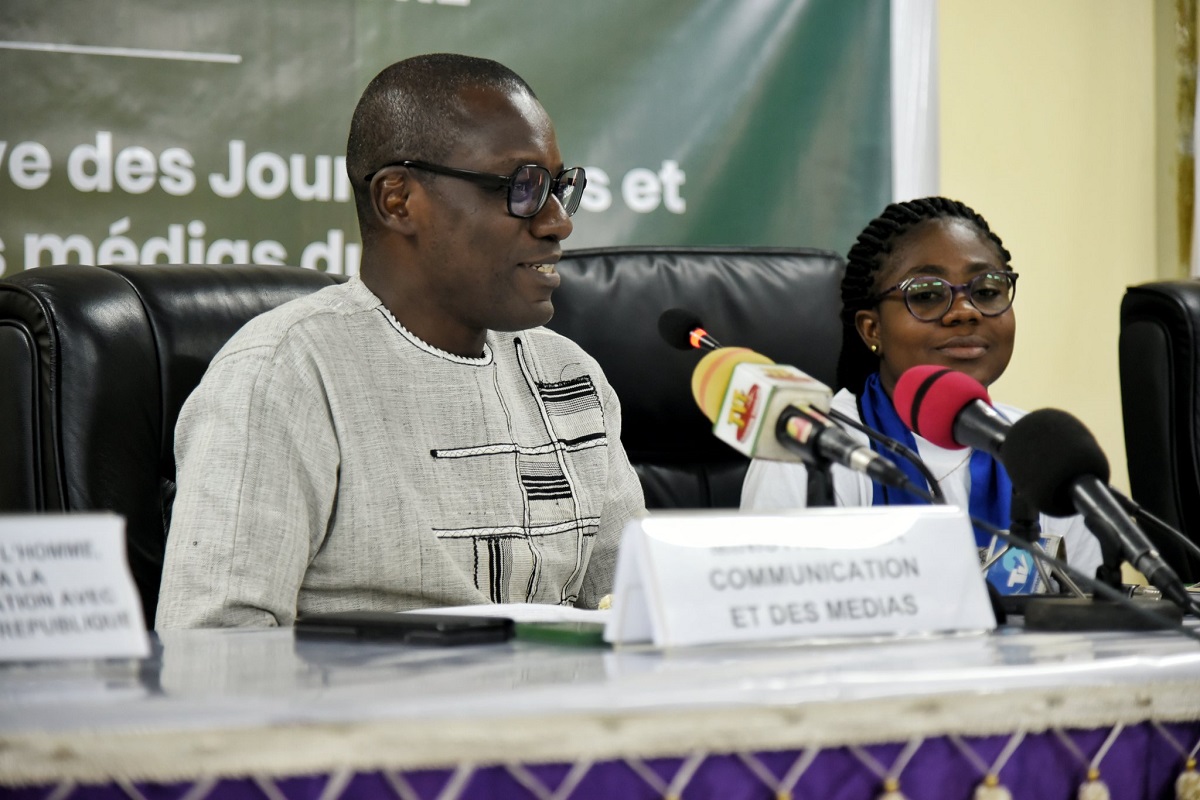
712, 362, 832, 461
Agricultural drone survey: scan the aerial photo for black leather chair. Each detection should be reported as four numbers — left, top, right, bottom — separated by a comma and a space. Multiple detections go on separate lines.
0, 246, 844, 623
547, 247, 844, 509
1119, 280, 1200, 582
1, 265, 347, 623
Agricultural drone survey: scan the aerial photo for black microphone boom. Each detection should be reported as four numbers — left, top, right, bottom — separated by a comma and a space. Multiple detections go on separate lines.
1003, 409, 1194, 613
1111, 489, 1200, 564
1067, 476, 1193, 605
776, 405, 923, 497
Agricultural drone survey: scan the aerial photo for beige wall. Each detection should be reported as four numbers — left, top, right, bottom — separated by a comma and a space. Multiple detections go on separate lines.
938, 0, 1159, 491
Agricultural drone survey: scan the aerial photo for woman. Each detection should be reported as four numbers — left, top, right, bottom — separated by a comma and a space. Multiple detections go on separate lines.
741, 196, 1103, 588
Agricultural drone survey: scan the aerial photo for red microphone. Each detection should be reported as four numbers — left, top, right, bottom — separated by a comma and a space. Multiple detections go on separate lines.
893, 365, 1009, 455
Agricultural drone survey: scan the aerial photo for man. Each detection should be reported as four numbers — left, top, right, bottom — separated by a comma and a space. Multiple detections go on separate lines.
155, 54, 645, 628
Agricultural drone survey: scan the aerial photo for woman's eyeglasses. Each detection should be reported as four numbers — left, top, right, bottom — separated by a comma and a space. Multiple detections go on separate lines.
873, 271, 1019, 322
363, 160, 586, 219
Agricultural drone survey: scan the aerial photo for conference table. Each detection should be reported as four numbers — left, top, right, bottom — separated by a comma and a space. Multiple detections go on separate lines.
2, 615, 1200, 799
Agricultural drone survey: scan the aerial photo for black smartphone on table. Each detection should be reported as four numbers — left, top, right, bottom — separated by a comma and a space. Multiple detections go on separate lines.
294, 611, 514, 646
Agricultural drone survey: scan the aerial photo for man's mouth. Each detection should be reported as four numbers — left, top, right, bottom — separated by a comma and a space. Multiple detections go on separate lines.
522, 263, 556, 274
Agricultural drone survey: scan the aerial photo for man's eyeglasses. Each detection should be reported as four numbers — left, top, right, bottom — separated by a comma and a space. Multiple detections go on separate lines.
363, 160, 586, 219
873, 271, 1019, 322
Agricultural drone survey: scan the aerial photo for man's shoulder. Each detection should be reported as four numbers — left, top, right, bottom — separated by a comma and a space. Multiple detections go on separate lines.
512, 326, 604, 370
218, 278, 376, 357
517, 324, 583, 350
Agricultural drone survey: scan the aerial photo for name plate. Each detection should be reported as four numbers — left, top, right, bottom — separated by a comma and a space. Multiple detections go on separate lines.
604, 506, 995, 647
0, 514, 150, 661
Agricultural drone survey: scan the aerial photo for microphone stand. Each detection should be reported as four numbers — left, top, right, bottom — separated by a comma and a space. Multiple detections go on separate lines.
805, 464, 836, 507
899, 483, 1200, 641
1095, 538, 1127, 594
868, 441, 1193, 631
978, 514, 1198, 640
1016, 494, 1190, 631
772, 411, 837, 507
1008, 486, 1041, 545
1007, 486, 1089, 598
993, 489, 1088, 619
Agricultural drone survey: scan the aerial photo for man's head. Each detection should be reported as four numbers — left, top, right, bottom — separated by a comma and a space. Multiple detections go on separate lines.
347, 54, 537, 240
347, 54, 582, 357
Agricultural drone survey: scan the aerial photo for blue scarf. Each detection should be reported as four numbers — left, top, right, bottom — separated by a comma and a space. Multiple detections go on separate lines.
857, 373, 1011, 548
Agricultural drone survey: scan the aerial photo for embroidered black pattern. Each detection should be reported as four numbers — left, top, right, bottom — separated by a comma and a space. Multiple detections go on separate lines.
521, 474, 572, 500
520, 460, 572, 501
487, 537, 506, 602
425, 339, 609, 603
558, 432, 605, 447
537, 376, 601, 415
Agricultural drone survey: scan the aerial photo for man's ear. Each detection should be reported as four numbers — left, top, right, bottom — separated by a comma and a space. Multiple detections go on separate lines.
855, 309, 881, 352
371, 169, 418, 235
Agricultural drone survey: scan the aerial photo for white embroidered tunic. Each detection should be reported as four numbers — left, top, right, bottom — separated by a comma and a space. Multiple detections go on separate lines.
156, 277, 645, 628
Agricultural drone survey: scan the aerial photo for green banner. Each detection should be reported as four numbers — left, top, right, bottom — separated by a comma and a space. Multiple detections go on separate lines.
0, 0, 890, 277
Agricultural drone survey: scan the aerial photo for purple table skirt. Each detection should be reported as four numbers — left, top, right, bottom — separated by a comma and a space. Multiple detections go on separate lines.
6, 721, 1199, 800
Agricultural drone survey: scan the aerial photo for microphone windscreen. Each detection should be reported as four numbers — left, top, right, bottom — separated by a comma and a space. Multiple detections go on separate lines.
691, 347, 774, 422
1003, 408, 1111, 516
893, 365, 991, 449
658, 308, 707, 351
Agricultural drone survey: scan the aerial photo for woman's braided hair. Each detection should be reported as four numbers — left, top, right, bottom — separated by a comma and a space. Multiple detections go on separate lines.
835, 196, 1012, 394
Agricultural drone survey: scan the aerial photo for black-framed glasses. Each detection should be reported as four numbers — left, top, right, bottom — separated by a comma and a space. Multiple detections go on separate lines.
363, 160, 586, 219
873, 271, 1019, 321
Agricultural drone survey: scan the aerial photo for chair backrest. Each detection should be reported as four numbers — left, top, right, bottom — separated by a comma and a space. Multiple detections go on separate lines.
550, 246, 844, 508
0, 247, 844, 622
0, 265, 347, 621
1119, 280, 1200, 582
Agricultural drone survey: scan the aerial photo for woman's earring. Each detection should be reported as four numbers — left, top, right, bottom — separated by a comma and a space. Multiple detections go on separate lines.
870, 344, 881, 355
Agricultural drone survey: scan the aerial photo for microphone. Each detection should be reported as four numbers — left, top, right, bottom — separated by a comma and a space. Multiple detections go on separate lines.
893, 365, 1009, 455
658, 307, 722, 351
894, 365, 1194, 612
1002, 409, 1193, 611
689, 346, 919, 492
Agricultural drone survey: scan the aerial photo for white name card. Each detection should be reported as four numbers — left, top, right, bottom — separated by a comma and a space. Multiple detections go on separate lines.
604, 507, 995, 648
0, 514, 150, 661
